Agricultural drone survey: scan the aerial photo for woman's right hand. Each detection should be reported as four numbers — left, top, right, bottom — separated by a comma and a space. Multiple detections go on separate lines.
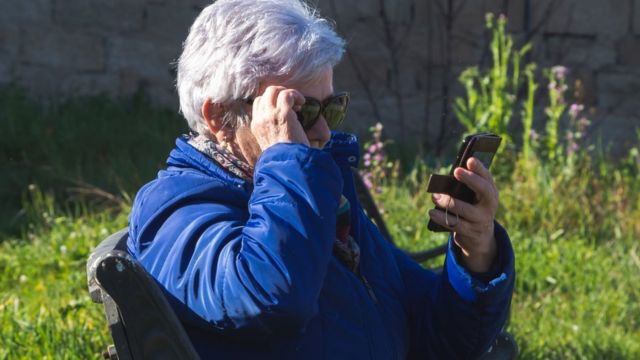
250, 86, 310, 150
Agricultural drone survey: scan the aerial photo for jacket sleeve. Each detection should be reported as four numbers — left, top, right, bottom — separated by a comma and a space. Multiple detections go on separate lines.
388, 221, 515, 359
129, 143, 343, 336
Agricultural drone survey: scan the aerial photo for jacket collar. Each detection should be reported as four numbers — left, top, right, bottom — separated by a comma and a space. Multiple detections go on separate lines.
167, 135, 248, 188
323, 131, 360, 168
166, 130, 360, 186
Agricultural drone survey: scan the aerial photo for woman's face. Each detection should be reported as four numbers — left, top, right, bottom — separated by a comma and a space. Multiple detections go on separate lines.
235, 67, 335, 166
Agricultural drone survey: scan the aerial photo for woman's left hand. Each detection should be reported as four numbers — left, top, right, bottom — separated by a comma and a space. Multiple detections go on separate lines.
428, 157, 499, 273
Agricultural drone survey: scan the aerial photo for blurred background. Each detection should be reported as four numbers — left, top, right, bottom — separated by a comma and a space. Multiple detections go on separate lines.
1, 0, 639, 154
0, 0, 639, 359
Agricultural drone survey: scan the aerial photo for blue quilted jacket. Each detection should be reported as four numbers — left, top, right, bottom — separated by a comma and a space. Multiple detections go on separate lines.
127, 131, 515, 359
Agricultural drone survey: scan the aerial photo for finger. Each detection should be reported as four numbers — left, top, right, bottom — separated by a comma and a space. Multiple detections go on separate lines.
431, 193, 481, 222
290, 89, 306, 107
428, 208, 470, 233
466, 157, 496, 190
250, 94, 262, 121
261, 86, 287, 107
453, 167, 496, 206
276, 89, 305, 112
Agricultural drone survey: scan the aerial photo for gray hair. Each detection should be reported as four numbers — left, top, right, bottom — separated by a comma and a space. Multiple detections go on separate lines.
177, 0, 346, 135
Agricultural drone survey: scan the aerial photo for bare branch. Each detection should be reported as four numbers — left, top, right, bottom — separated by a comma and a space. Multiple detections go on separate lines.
327, 0, 384, 124
377, 0, 406, 143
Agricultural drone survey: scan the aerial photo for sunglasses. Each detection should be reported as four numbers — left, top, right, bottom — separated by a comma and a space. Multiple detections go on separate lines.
245, 92, 350, 130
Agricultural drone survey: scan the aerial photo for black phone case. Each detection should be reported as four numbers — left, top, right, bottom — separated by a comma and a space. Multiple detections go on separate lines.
426, 133, 501, 233
426, 175, 477, 232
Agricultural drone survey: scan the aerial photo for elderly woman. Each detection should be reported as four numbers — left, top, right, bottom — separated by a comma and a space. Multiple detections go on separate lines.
127, 0, 515, 358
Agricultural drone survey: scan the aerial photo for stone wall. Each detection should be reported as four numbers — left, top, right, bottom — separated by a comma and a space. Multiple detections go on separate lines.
1, 0, 639, 155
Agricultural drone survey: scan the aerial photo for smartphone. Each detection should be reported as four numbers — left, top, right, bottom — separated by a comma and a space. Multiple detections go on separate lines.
427, 132, 502, 232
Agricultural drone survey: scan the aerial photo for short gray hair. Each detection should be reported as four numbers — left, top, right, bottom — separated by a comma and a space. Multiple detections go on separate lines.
177, 0, 346, 135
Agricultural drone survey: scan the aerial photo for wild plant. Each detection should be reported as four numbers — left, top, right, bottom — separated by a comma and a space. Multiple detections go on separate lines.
359, 122, 396, 194
453, 13, 531, 147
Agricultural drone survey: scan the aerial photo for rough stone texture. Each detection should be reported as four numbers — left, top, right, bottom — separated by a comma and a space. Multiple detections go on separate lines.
53, 0, 146, 34
144, 3, 201, 47
0, 23, 19, 83
107, 36, 177, 82
543, 35, 617, 69
538, 0, 630, 37
503, 0, 526, 33
591, 115, 640, 158
635, 0, 640, 35
0, 0, 52, 23
594, 75, 640, 158
0, 24, 19, 60
596, 67, 640, 115
19, 28, 105, 72
60, 73, 120, 98
454, 1, 487, 35
0, 0, 638, 152
617, 34, 640, 66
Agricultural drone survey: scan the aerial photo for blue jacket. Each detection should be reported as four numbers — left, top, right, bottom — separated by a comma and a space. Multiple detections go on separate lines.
128, 131, 515, 359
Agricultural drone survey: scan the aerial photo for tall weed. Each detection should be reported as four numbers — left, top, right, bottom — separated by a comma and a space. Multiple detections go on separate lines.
364, 13, 640, 359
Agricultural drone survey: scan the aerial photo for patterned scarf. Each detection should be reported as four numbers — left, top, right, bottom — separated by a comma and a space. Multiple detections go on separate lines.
187, 134, 361, 271
188, 133, 254, 181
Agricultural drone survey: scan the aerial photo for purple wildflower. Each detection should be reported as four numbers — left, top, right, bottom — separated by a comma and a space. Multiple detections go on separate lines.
362, 172, 373, 190
551, 66, 569, 81
569, 104, 584, 118
578, 117, 590, 128
567, 142, 579, 156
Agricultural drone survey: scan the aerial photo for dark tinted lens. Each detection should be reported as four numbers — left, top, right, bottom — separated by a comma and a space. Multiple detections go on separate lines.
296, 100, 321, 130
323, 94, 349, 129
323, 103, 346, 128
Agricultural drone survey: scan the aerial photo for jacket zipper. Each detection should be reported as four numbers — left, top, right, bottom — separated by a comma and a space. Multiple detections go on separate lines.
358, 271, 378, 304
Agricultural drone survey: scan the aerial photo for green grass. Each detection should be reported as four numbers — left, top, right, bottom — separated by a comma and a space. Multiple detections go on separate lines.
0, 197, 128, 358
1, 88, 639, 358
0, 86, 186, 234
375, 152, 640, 359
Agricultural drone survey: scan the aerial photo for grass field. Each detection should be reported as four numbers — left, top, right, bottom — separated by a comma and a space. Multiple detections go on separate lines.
1, 88, 639, 359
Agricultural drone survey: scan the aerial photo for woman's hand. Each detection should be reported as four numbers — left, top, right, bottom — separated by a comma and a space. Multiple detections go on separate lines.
250, 86, 310, 150
428, 157, 499, 273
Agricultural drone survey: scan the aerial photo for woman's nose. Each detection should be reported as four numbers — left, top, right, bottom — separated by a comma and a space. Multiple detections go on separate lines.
306, 114, 331, 148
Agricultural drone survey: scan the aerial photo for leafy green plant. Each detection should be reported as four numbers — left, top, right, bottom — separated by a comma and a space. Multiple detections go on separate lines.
543, 66, 569, 163
403, 12, 640, 359
359, 122, 394, 193
453, 14, 531, 146
521, 63, 538, 162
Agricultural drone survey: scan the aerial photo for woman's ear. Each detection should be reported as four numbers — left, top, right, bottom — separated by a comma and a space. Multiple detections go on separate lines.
201, 100, 226, 134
